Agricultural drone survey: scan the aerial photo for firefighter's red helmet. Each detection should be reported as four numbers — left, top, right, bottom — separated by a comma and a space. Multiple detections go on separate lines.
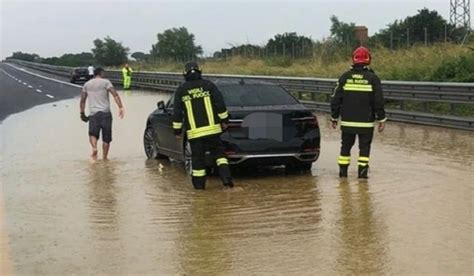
352, 46, 371, 65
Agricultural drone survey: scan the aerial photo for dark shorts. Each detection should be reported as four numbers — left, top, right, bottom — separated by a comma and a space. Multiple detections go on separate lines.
89, 112, 112, 143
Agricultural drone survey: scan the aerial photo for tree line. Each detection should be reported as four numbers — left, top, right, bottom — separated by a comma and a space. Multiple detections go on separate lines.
6, 8, 471, 67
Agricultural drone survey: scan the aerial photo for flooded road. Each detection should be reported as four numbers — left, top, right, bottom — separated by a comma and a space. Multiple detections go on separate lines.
1, 91, 472, 275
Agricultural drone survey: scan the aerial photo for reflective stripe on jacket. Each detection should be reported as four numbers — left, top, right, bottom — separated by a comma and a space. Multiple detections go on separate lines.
330, 65, 387, 133
172, 79, 229, 140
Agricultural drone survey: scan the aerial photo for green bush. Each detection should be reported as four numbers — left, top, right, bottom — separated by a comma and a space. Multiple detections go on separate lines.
431, 54, 474, 82
263, 57, 294, 67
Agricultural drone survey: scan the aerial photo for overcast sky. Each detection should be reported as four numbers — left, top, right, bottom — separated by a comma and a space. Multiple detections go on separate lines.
0, 0, 450, 59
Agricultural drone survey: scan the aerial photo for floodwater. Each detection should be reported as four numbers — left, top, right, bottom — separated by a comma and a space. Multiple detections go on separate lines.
1, 91, 473, 275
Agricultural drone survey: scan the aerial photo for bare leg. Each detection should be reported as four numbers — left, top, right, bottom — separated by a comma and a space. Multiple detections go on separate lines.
89, 136, 98, 160
102, 142, 110, 160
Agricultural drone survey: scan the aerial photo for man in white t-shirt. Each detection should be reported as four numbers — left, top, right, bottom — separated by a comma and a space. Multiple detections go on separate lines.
80, 67, 125, 160
87, 64, 94, 80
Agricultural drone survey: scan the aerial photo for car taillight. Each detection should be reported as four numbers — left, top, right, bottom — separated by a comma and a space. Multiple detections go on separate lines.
223, 144, 238, 155
227, 120, 242, 128
292, 115, 319, 127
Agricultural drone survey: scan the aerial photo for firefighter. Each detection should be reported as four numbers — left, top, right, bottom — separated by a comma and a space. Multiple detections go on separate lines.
121, 63, 133, 90
172, 62, 234, 190
330, 47, 387, 179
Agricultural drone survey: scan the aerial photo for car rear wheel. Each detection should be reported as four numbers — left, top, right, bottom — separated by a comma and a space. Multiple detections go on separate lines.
144, 126, 167, 159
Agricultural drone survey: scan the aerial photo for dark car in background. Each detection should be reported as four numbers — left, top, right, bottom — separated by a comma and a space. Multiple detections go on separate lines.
70, 67, 90, 83
144, 80, 321, 173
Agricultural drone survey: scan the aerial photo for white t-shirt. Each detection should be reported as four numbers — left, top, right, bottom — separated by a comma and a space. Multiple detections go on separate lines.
82, 78, 114, 115
87, 66, 94, 76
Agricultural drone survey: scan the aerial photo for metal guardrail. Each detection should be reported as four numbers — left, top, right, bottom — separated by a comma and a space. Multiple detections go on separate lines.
5, 59, 474, 130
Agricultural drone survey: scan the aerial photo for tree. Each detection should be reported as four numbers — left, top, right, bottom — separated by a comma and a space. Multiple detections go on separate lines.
329, 16, 357, 47
42, 52, 94, 67
92, 36, 129, 66
131, 51, 147, 61
371, 8, 454, 48
7, 51, 41, 62
213, 44, 263, 58
266, 32, 313, 58
150, 27, 203, 60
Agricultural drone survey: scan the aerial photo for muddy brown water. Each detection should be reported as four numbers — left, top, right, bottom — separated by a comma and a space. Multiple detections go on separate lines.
1, 91, 472, 275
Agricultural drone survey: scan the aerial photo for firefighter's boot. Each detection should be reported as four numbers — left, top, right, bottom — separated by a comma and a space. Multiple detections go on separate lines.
358, 165, 369, 179
339, 165, 349, 178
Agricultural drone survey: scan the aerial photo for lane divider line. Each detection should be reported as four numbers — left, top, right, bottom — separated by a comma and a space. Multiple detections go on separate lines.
27, 85, 33, 88
36, 89, 42, 93
3, 63, 82, 88
46, 94, 55, 99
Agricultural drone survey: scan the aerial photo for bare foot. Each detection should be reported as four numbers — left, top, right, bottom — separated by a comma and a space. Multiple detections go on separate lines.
91, 148, 98, 160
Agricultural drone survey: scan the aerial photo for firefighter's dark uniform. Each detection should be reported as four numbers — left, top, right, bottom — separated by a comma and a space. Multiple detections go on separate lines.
330, 65, 387, 177
172, 77, 233, 189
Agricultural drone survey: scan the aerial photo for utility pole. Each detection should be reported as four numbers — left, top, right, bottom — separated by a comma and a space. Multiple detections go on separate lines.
407, 28, 410, 48
450, 0, 471, 29
424, 27, 428, 46
390, 31, 393, 50
450, 0, 471, 46
445, 24, 448, 43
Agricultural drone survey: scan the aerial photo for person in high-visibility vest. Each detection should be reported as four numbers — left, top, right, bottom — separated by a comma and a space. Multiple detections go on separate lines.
121, 63, 132, 90
172, 62, 233, 190
330, 47, 387, 179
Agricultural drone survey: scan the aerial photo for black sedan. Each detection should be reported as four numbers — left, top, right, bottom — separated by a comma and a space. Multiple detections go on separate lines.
70, 67, 90, 83
144, 80, 321, 173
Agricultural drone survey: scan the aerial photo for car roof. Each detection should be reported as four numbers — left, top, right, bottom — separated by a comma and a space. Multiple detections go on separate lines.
213, 79, 277, 87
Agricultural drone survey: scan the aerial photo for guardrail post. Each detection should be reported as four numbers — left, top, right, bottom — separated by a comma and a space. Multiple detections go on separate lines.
297, 91, 303, 100
450, 103, 456, 115
422, 102, 428, 113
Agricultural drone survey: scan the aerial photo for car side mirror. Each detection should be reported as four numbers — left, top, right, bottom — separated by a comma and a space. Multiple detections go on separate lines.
157, 100, 165, 110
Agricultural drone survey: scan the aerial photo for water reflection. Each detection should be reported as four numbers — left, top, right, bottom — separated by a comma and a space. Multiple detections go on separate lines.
2, 96, 472, 275
335, 180, 387, 274
178, 193, 232, 274
378, 123, 474, 164
86, 161, 119, 238
174, 171, 323, 274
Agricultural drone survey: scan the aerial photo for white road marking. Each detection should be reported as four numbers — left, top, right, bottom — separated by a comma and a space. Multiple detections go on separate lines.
46, 94, 54, 99
36, 89, 42, 93
23, 82, 27, 85
4, 63, 82, 88
28, 85, 33, 88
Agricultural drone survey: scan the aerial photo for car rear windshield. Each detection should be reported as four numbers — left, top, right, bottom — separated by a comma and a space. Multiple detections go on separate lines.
219, 84, 298, 106
75, 69, 88, 73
